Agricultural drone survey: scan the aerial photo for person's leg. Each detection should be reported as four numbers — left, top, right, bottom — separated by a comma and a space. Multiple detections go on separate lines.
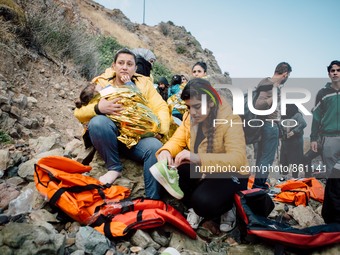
88, 115, 123, 183
290, 136, 304, 178
191, 175, 248, 219
303, 148, 320, 178
253, 122, 279, 189
280, 140, 289, 176
322, 136, 340, 178
177, 164, 200, 208
322, 161, 340, 223
122, 137, 163, 199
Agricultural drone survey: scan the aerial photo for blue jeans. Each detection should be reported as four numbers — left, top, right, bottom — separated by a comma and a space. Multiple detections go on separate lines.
253, 121, 279, 189
88, 115, 162, 199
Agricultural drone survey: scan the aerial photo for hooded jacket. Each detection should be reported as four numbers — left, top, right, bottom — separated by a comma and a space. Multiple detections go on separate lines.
156, 97, 249, 175
74, 68, 170, 135
310, 82, 340, 141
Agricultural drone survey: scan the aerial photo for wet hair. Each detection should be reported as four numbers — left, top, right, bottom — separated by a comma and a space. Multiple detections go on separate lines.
181, 78, 219, 153
114, 48, 137, 63
192, 61, 207, 73
75, 83, 98, 108
327, 60, 340, 73
171, 74, 182, 86
274, 62, 292, 74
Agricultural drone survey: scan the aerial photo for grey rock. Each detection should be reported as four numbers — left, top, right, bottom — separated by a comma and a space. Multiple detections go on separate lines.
0, 149, 10, 171
168, 228, 207, 253
150, 229, 170, 247
130, 230, 161, 249
29, 133, 62, 155
0, 182, 20, 210
75, 226, 112, 255
18, 148, 64, 181
0, 222, 65, 255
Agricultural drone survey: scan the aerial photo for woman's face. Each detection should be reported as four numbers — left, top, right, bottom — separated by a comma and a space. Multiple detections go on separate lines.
192, 65, 206, 78
185, 97, 213, 124
112, 53, 136, 83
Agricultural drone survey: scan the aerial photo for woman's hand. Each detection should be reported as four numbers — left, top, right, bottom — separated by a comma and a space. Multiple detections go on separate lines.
98, 97, 123, 115
174, 149, 201, 167
157, 150, 173, 165
121, 75, 131, 84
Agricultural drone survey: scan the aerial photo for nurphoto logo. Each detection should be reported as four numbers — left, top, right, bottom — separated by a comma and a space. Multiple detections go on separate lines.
200, 84, 312, 128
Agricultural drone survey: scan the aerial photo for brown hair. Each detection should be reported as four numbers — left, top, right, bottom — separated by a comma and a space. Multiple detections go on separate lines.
75, 83, 98, 108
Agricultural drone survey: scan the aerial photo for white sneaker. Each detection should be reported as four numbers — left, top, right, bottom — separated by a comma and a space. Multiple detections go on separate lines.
220, 205, 236, 232
186, 208, 203, 229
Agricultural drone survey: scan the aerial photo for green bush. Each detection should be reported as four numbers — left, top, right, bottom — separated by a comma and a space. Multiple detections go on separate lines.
152, 62, 173, 84
25, 2, 100, 79
176, 45, 186, 54
97, 36, 123, 74
0, 130, 12, 144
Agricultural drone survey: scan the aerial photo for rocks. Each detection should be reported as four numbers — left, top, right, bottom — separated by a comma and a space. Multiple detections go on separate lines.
0, 222, 65, 255
75, 226, 113, 254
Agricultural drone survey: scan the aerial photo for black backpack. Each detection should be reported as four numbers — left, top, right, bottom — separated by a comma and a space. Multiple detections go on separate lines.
135, 56, 152, 77
241, 84, 273, 144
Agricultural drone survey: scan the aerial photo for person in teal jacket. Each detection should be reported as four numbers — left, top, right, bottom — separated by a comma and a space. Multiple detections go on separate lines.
168, 74, 184, 120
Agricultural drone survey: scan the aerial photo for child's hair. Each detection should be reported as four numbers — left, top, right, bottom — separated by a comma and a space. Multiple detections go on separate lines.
171, 74, 182, 86
75, 83, 98, 108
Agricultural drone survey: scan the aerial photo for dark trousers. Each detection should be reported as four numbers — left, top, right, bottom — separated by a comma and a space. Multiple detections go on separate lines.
322, 167, 340, 224
177, 164, 248, 219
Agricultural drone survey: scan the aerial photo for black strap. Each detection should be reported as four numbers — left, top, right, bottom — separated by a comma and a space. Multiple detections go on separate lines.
104, 221, 114, 240
49, 184, 108, 206
137, 210, 143, 222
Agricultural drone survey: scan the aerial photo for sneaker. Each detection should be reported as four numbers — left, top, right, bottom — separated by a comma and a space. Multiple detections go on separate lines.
150, 160, 184, 199
186, 208, 203, 229
220, 205, 236, 232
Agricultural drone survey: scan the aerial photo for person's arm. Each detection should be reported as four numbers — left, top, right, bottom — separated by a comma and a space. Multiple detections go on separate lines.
310, 90, 324, 142
289, 112, 307, 136
156, 112, 189, 158
310, 89, 324, 152
255, 90, 272, 110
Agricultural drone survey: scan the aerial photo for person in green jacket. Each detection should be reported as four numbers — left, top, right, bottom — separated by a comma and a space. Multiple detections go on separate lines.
310, 60, 340, 178
311, 60, 340, 224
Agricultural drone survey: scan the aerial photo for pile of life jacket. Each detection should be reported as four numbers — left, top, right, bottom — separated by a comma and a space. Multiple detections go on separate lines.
34, 156, 196, 239
274, 177, 324, 206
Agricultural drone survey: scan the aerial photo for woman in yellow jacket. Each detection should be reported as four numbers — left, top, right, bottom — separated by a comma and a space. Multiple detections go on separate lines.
150, 78, 249, 231
74, 48, 170, 199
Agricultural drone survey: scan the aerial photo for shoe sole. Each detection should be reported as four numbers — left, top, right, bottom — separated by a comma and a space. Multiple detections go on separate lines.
150, 165, 184, 199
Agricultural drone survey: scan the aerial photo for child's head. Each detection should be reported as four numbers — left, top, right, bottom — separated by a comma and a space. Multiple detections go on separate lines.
75, 83, 98, 108
171, 75, 182, 86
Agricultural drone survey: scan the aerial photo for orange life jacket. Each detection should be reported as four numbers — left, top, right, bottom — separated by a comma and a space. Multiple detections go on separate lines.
274, 177, 324, 206
34, 156, 131, 224
34, 156, 196, 239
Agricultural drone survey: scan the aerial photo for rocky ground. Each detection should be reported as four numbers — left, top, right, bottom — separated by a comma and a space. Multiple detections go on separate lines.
0, 0, 340, 254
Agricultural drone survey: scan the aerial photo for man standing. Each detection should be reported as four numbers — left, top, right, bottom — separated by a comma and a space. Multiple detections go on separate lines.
252, 62, 292, 189
311, 60, 340, 223
310, 60, 340, 177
